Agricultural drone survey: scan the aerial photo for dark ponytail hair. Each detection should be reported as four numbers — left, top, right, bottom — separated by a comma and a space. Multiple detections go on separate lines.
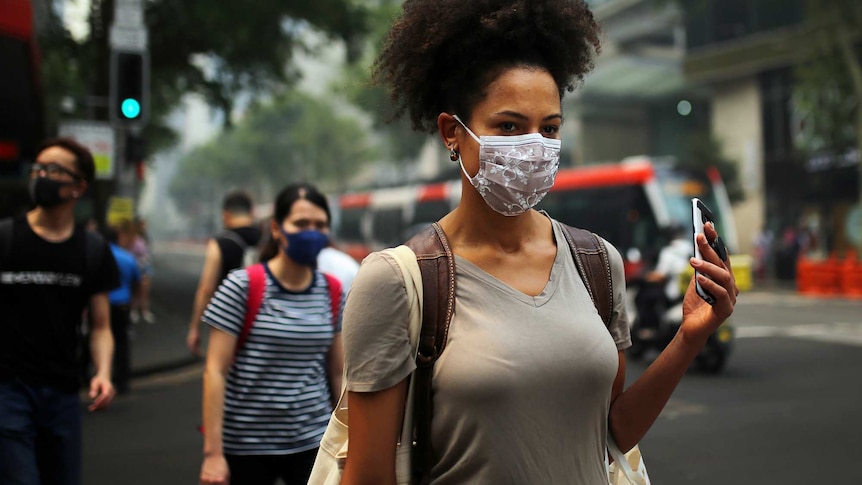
258, 183, 331, 262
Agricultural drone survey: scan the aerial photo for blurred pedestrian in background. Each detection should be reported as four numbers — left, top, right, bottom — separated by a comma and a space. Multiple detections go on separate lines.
187, 190, 262, 356
0, 137, 119, 485
129, 217, 154, 324
753, 225, 774, 283
199, 183, 344, 485
105, 224, 141, 395
317, 244, 359, 293
337, 1, 739, 483
634, 224, 692, 337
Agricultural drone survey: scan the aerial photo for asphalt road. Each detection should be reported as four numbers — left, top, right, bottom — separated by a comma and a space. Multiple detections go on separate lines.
81, 252, 862, 484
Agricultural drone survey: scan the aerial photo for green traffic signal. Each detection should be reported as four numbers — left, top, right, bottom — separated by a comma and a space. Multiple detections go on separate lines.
121, 98, 141, 119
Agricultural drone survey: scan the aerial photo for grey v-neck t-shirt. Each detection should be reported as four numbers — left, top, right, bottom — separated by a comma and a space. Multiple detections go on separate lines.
342, 218, 631, 484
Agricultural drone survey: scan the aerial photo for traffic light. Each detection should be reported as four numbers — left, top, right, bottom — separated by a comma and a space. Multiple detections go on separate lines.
124, 133, 147, 163
110, 51, 149, 125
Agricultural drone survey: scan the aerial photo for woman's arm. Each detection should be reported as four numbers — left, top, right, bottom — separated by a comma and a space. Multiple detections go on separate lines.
340, 380, 409, 485
327, 334, 344, 407
199, 328, 236, 485
609, 223, 738, 452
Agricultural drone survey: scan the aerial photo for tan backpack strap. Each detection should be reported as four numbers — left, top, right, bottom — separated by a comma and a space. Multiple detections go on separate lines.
404, 222, 455, 484
561, 223, 613, 327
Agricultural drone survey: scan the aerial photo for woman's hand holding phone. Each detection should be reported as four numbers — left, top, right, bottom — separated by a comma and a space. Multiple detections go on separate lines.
681, 198, 739, 346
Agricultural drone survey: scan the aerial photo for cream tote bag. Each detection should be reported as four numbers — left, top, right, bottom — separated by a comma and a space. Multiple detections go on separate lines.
608, 436, 651, 485
307, 245, 423, 485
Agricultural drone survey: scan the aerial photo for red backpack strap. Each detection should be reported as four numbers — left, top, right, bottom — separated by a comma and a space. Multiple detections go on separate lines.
322, 273, 342, 328
235, 263, 267, 357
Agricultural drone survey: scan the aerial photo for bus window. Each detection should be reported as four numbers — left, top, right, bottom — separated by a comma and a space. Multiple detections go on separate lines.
539, 185, 662, 266
339, 207, 364, 244
371, 207, 404, 248
654, 168, 733, 249
412, 198, 450, 227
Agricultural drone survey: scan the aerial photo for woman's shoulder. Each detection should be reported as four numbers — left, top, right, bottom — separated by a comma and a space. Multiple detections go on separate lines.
223, 266, 251, 290
353, 250, 406, 289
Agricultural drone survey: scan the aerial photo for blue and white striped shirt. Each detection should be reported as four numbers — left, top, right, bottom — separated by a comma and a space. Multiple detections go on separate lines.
203, 265, 343, 455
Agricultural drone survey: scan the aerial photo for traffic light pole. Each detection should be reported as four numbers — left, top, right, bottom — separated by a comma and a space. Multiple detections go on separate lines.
109, 0, 149, 216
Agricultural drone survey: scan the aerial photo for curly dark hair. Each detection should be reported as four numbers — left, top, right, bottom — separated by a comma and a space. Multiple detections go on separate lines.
373, 0, 601, 133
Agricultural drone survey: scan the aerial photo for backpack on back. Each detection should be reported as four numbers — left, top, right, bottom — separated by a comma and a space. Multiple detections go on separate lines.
404, 221, 613, 482
233, 264, 342, 357
309, 221, 620, 485
219, 229, 258, 269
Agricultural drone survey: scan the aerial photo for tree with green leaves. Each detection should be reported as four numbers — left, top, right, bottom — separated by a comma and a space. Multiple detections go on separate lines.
331, 0, 432, 166
169, 90, 378, 214
38, 0, 369, 150
793, 0, 861, 172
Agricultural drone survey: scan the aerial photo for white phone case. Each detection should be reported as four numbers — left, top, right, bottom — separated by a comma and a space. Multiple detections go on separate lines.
692, 198, 716, 305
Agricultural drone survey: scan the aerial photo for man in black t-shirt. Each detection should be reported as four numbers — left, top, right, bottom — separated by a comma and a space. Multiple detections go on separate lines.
186, 190, 261, 355
0, 137, 120, 485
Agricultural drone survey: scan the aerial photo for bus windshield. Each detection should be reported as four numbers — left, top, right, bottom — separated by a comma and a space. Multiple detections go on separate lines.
654, 167, 733, 251
538, 185, 661, 262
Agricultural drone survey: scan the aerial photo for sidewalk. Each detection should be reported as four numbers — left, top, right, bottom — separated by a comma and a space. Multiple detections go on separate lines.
128, 241, 207, 378
128, 315, 201, 378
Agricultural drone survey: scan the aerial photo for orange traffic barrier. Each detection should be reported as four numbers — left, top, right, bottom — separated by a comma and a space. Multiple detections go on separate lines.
797, 254, 841, 296
840, 251, 862, 299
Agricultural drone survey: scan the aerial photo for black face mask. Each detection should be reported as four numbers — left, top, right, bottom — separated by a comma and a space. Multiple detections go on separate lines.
29, 177, 74, 208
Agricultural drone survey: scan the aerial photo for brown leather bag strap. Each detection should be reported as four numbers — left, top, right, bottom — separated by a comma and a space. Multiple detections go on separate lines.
404, 222, 455, 483
560, 224, 614, 327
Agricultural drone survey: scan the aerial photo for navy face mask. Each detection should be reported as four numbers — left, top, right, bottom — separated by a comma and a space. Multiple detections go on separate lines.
280, 228, 329, 266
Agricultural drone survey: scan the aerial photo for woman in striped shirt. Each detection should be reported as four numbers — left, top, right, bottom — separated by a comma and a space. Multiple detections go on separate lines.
199, 183, 345, 485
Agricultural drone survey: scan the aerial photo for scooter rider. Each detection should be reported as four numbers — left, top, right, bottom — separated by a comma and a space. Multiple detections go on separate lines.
635, 224, 691, 338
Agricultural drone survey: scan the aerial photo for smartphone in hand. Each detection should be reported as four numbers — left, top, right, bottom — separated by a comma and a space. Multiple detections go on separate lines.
692, 198, 717, 305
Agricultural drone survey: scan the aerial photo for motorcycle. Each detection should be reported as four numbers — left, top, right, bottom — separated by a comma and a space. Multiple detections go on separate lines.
626, 277, 734, 374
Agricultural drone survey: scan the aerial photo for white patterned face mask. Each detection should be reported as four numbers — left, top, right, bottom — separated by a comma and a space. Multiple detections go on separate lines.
454, 115, 561, 216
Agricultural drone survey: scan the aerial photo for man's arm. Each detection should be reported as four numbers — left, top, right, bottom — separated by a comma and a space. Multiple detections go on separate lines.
88, 292, 115, 411
187, 239, 222, 355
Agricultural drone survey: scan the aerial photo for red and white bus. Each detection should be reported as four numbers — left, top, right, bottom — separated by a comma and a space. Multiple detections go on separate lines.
334, 157, 742, 282
0, 0, 44, 217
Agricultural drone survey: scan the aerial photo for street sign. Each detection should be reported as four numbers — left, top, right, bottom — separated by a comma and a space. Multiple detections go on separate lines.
107, 196, 136, 226
57, 120, 115, 180
111, 0, 146, 50
110, 25, 148, 51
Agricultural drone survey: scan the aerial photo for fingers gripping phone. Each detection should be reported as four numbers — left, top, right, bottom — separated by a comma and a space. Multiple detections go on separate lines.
691, 198, 726, 305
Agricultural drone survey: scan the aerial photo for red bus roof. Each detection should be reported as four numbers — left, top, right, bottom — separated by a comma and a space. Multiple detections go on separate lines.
340, 192, 371, 209
552, 160, 656, 192
418, 182, 449, 202
0, 0, 34, 40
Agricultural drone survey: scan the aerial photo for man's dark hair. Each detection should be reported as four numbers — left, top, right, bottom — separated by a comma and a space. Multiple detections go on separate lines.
222, 190, 253, 215
38, 137, 96, 184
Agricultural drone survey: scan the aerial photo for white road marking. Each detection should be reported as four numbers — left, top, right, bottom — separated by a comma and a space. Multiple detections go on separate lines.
735, 323, 862, 346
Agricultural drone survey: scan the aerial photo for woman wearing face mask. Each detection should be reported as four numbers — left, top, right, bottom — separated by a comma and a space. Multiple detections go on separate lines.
199, 183, 344, 485
338, 1, 739, 484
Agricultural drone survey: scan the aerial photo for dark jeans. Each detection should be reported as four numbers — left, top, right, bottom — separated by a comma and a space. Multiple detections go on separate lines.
225, 448, 318, 485
110, 304, 132, 394
0, 380, 82, 485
